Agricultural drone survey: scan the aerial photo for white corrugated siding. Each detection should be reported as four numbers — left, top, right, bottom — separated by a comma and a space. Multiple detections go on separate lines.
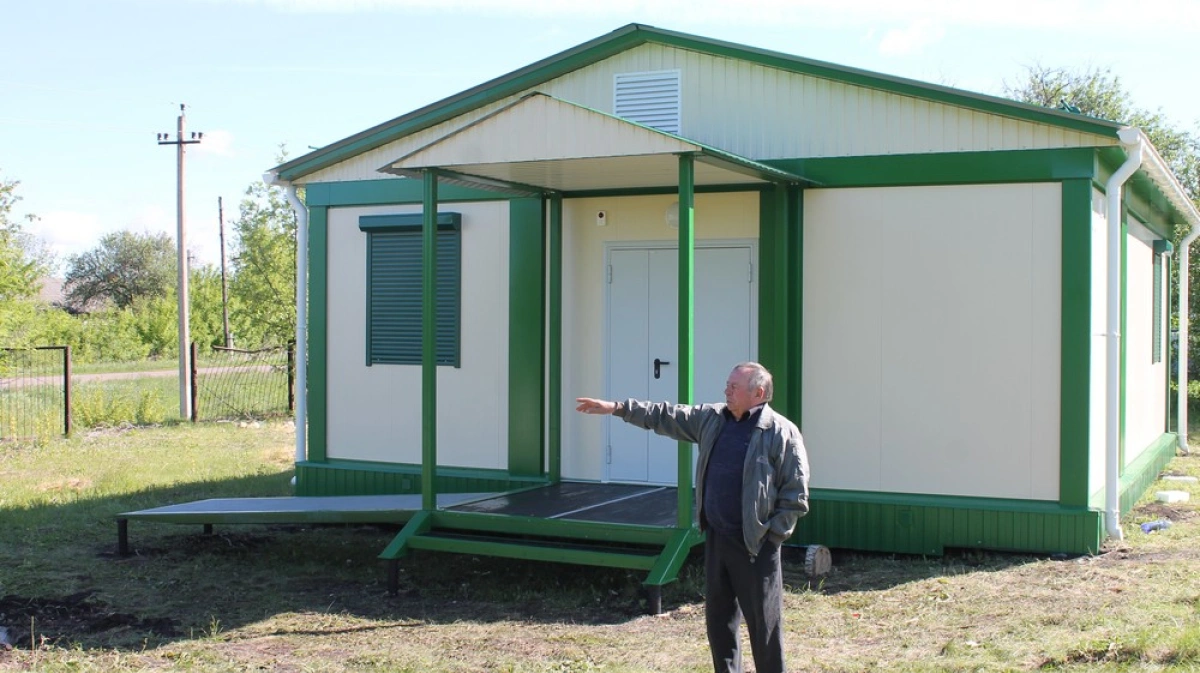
303, 42, 1114, 183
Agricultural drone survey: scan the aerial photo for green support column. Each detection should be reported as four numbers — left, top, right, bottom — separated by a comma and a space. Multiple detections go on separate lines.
1059, 179, 1092, 508
507, 197, 546, 476
422, 170, 439, 511
677, 154, 695, 529
306, 206, 329, 463
787, 185, 804, 424
549, 194, 564, 483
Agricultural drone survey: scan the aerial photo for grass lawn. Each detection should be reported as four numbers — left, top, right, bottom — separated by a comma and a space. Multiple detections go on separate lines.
1, 422, 1199, 671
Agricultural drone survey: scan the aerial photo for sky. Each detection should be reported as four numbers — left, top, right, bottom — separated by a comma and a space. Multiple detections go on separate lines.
3, 0, 1198, 272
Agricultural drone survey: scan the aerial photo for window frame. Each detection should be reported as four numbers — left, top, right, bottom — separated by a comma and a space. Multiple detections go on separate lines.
358, 212, 462, 367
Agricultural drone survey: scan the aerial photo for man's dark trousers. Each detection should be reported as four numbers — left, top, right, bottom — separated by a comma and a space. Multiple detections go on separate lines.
704, 529, 786, 673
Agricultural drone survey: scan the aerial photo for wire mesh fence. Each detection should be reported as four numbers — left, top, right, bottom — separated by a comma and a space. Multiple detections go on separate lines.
0, 347, 70, 442
193, 343, 295, 422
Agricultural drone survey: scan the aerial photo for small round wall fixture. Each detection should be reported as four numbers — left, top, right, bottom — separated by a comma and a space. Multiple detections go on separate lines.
665, 201, 679, 229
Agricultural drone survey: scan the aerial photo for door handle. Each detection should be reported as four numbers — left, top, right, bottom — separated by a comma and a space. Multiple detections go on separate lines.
654, 358, 671, 379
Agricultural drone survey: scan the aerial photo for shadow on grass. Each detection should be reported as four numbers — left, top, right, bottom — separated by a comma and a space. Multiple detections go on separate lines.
0, 468, 1046, 654
1, 470, 705, 652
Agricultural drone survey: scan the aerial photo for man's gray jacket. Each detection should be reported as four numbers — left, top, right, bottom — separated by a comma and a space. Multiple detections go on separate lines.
616, 399, 810, 556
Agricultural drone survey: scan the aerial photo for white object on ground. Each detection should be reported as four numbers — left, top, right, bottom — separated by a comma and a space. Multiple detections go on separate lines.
1156, 490, 1191, 503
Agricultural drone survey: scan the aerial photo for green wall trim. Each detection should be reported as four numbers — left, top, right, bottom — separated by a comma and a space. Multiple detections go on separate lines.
274, 25, 1118, 182
507, 198, 547, 476
306, 206, 329, 464
1087, 433, 1179, 513
764, 148, 1098, 188
788, 186, 803, 424
1059, 180, 1093, 508
548, 195, 563, 483
295, 460, 547, 497
305, 179, 505, 207
756, 186, 787, 412
564, 184, 768, 198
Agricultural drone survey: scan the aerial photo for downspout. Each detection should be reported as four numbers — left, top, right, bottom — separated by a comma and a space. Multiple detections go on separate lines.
263, 171, 308, 469
1179, 224, 1200, 454
1104, 127, 1143, 541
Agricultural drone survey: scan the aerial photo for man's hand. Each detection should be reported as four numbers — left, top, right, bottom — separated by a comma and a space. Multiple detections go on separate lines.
575, 398, 618, 415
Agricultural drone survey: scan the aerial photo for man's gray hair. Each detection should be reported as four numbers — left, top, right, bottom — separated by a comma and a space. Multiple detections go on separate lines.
735, 362, 773, 402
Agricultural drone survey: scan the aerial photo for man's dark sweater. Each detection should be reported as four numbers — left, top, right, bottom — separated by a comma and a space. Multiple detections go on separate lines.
702, 405, 763, 539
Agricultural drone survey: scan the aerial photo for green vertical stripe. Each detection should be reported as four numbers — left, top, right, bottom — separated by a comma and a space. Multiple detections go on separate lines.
1059, 180, 1093, 507
421, 171, 439, 510
677, 154, 695, 529
788, 185, 804, 425
757, 185, 788, 411
306, 206, 329, 464
548, 194, 564, 483
508, 197, 546, 476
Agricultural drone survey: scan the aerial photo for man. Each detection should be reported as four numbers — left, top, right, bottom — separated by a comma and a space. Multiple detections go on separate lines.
576, 362, 809, 673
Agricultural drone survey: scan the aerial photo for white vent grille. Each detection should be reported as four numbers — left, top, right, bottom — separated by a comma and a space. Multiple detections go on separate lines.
614, 70, 681, 134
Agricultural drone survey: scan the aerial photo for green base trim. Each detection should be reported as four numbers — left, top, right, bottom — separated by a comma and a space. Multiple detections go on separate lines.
1087, 433, 1178, 513
379, 510, 432, 560
789, 489, 1104, 555
295, 460, 547, 496
403, 535, 660, 570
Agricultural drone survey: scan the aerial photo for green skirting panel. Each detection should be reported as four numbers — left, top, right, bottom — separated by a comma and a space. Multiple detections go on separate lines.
1114, 433, 1178, 514
788, 491, 1105, 555
295, 461, 547, 496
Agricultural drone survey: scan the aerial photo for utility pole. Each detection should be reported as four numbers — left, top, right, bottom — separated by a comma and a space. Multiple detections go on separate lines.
157, 104, 202, 420
218, 196, 232, 348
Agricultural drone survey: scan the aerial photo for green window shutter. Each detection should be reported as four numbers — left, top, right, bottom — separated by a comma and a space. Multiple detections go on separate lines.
360, 213, 462, 367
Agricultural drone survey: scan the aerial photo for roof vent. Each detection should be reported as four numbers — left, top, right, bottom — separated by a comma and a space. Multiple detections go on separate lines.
614, 70, 681, 134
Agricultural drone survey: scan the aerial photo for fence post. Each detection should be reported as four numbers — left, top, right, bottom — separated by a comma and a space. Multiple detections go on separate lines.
288, 340, 296, 413
190, 341, 198, 423
63, 346, 72, 437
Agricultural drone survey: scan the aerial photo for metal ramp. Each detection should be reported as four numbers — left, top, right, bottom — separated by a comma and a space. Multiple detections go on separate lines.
115, 493, 493, 555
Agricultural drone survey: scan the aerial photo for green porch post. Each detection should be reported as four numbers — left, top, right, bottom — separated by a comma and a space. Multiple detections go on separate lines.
549, 193, 564, 483
787, 184, 804, 424
422, 170, 439, 510
677, 154, 696, 529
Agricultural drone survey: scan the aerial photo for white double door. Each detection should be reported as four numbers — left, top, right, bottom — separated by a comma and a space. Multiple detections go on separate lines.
605, 243, 756, 485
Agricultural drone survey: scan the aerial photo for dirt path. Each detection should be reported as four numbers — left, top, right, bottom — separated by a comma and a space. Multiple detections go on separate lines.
0, 367, 275, 389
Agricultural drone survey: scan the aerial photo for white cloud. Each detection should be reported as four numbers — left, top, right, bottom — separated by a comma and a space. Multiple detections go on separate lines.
194, 129, 235, 157
30, 210, 106, 265
203, 0, 1200, 34
877, 19, 946, 57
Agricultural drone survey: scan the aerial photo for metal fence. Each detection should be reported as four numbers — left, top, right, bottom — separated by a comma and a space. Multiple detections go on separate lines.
0, 346, 71, 441
192, 342, 295, 422
0, 342, 295, 442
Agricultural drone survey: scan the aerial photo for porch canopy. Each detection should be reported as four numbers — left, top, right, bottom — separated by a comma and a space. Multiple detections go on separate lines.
378, 92, 808, 193
374, 91, 809, 527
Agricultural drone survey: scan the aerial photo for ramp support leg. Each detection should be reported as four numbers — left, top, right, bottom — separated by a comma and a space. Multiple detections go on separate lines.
117, 518, 129, 556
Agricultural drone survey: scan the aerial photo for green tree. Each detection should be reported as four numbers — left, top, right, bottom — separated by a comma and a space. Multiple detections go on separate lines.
1003, 64, 1199, 200
228, 171, 297, 348
63, 230, 175, 311
0, 172, 52, 344
1006, 64, 1200, 383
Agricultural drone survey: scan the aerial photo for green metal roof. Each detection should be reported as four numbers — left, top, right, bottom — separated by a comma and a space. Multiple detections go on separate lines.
271, 23, 1123, 182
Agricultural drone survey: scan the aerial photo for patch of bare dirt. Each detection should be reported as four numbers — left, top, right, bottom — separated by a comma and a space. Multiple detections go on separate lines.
0, 591, 179, 649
